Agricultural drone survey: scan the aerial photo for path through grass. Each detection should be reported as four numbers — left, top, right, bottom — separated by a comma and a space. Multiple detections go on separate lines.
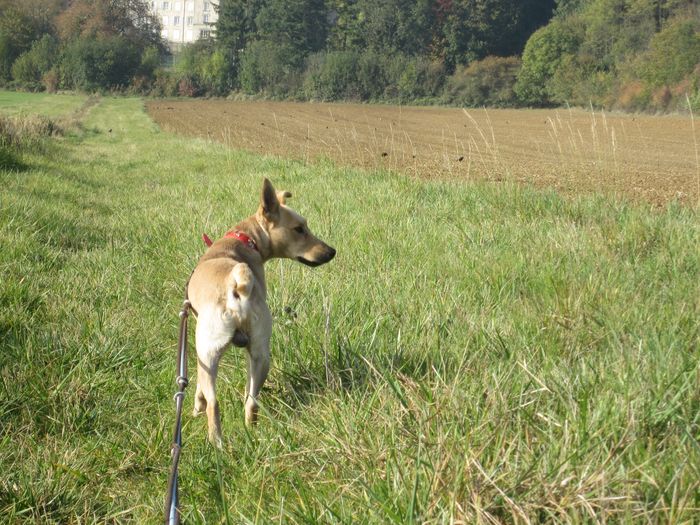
0, 94, 698, 523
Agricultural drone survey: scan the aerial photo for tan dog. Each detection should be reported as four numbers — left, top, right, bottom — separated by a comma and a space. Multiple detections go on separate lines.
187, 179, 336, 445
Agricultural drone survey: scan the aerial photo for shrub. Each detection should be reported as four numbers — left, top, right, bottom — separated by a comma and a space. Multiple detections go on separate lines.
59, 36, 141, 91
515, 18, 583, 106
150, 68, 178, 97
444, 56, 521, 107
10, 35, 58, 90
640, 18, 700, 88
42, 68, 59, 93
394, 57, 445, 103
356, 50, 389, 100
177, 74, 201, 97
303, 51, 360, 101
239, 40, 302, 97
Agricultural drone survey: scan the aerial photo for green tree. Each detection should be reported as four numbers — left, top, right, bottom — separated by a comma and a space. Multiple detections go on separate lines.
515, 17, 584, 105
11, 34, 57, 87
0, 3, 45, 80
215, 0, 263, 81
441, 0, 556, 71
641, 17, 700, 87
255, 0, 328, 60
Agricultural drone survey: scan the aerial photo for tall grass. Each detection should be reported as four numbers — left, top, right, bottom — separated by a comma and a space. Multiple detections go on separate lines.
0, 95, 698, 523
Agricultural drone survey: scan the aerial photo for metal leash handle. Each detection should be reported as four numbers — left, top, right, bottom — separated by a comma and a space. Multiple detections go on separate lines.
165, 297, 191, 525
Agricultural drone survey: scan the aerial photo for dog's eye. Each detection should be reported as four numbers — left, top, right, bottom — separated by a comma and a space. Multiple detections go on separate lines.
294, 226, 305, 234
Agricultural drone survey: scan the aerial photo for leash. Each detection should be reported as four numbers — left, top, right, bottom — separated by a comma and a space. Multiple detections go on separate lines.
165, 286, 191, 525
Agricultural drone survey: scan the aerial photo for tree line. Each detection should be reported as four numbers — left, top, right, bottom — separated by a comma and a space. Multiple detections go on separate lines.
0, 0, 698, 111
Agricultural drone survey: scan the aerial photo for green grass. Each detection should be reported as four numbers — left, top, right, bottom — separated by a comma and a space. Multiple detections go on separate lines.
0, 90, 87, 118
1, 94, 698, 523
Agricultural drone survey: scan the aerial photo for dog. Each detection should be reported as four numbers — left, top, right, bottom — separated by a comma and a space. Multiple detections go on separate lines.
187, 178, 336, 445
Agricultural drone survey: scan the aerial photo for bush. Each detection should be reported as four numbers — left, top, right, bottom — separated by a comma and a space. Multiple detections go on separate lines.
444, 56, 520, 107
396, 57, 445, 103
239, 40, 302, 97
59, 36, 142, 91
303, 51, 360, 100
356, 51, 389, 100
149, 68, 179, 97
515, 18, 583, 106
42, 68, 59, 93
640, 18, 700, 88
10, 35, 58, 90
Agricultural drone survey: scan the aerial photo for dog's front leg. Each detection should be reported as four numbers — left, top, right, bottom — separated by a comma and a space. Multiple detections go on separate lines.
245, 309, 272, 426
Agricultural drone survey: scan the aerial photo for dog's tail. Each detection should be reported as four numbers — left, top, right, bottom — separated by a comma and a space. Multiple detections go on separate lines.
224, 263, 254, 325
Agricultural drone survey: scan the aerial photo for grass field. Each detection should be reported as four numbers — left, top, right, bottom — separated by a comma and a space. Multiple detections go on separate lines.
147, 99, 700, 206
1, 92, 699, 523
0, 91, 87, 117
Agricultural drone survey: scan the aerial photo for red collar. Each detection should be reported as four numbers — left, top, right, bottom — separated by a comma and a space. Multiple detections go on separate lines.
202, 230, 258, 252
225, 230, 258, 251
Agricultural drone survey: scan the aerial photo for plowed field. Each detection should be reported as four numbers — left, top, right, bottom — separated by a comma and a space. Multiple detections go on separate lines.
146, 99, 699, 205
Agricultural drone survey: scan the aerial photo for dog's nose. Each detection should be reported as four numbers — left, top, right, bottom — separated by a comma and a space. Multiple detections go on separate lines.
327, 247, 336, 260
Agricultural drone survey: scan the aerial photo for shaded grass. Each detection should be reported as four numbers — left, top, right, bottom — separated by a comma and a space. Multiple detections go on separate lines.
0, 94, 698, 523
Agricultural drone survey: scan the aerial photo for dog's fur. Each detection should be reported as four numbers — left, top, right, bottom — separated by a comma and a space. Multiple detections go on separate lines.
187, 179, 336, 445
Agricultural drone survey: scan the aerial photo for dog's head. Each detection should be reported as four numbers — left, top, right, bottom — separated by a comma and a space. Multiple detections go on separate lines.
257, 178, 336, 267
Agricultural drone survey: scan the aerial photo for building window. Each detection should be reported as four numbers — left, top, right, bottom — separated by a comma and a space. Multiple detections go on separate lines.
162, 15, 169, 26
186, 1, 194, 12
203, 2, 209, 12
185, 29, 194, 41
174, 1, 181, 10
161, 1, 168, 9
200, 30, 211, 39
161, 29, 168, 39
203, 14, 209, 23
186, 16, 193, 25
173, 29, 181, 40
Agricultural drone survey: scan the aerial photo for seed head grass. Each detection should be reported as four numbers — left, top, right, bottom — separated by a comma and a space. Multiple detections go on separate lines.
0, 94, 698, 523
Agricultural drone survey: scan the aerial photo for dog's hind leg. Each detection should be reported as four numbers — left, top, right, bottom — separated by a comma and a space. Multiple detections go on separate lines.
245, 308, 272, 426
194, 309, 231, 446
193, 381, 206, 416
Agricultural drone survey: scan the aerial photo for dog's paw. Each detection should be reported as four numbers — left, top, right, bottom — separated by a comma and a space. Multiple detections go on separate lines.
208, 432, 223, 449
193, 395, 206, 417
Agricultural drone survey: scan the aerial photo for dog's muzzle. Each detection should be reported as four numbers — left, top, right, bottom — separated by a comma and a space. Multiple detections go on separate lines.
297, 246, 336, 267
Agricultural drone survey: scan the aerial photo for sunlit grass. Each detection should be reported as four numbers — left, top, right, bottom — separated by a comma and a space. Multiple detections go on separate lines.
0, 90, 87, 117
0, 94, 698, 523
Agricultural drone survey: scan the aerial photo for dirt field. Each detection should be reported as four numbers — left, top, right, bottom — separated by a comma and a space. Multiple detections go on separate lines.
146, 99, 699, 205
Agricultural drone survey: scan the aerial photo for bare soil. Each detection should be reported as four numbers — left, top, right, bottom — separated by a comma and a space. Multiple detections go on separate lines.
146, 99, 700, 206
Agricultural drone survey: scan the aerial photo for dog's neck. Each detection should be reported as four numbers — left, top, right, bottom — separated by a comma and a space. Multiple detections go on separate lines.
235, 214, 273, 262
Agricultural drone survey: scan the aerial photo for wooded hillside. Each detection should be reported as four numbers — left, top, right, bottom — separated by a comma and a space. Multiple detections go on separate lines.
1, 0, 698, 111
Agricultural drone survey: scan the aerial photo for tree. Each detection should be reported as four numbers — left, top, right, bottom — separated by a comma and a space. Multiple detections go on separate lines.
11, 34, 57, 87
214, 0, 263, 84
515, 17, 583, 105
440, 0, 556, 71
55, 0, 162, 49
255, 0, 328, 59
0, 3, 46, 80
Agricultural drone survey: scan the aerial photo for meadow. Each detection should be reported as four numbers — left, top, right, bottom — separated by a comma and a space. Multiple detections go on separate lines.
0, 92, 698, 523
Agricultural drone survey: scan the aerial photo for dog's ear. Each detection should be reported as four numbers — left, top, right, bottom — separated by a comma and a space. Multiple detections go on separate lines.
260, 178, 280, 222
276, 190, 292, 205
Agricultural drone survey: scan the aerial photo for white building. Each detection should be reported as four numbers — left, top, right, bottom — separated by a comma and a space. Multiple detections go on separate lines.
149, 1, 217, 50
